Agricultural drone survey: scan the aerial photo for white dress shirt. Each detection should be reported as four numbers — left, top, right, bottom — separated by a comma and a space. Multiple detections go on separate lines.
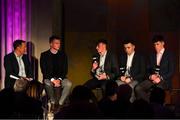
126, 51, 135, 69
96, 51, 107, 76
156, 48, 165, 66
125, 52, 135, 76
14, 52, 26, 77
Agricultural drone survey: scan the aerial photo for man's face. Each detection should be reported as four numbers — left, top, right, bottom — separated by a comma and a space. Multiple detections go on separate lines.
96, 43, 106, 54
17, 42, 27, 55
154, 41, 164, 53
50, 39, 61, 50
124, 43, 135, 55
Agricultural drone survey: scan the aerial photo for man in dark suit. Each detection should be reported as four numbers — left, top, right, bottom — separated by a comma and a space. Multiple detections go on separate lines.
84, 39, 119, 93
116, 39, 146, 102
40, 36, 72, 107
135, 35, 175, 102
4, 40, 33, 88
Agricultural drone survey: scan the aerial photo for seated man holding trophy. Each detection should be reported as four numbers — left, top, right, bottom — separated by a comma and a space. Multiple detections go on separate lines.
135, 35, 175, 102
116, 39, 146, 102
84, 39, 119, 94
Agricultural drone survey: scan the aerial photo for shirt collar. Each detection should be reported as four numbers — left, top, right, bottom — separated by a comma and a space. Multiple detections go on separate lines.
128, 51, 135, 57
50, 49, 58, 54
14, 52, 23, 58
100, 50, 107, 57
159, 48, 165, 54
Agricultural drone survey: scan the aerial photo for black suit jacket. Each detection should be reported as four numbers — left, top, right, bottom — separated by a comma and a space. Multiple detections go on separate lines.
40, 50, 68, 80
148, 50, 175, 88
119, 52, 146, 82
92, 51, 119, 80
4, 52, 32, 88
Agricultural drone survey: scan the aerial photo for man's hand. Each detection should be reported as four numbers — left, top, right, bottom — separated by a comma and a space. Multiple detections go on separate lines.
92, 61, 98, 70
125, 77, 131, 84
97, 73, 107, 80
20, 77, 33, 81
120, 76, 126, 82
150, 74, 158, 81
52, 80, 61, 87
153, 77, 161, 84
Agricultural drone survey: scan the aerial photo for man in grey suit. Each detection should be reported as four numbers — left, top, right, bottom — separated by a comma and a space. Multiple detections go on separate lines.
135, 35, 175, 102
84, 39, 119, 93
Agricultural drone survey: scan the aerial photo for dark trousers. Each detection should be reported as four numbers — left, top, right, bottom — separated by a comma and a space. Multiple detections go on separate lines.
135, 79, 168, 102
84, 78, 109, 95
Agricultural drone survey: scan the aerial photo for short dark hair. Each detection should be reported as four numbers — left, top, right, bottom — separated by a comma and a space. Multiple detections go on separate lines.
122, 37, 135, 45
13, 40, 26, 50
96, 39, 108, 46
49, 35, 61, 43
152, 35, 165, 43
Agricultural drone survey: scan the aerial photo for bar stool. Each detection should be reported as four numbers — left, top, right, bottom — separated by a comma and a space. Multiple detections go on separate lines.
93, 87, 103, 101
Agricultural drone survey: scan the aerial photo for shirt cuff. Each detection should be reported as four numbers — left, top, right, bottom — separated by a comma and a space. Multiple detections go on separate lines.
149, 75, 151, 80
106, 75, 110, 80
28, 78, 33, 81
58, 78, 62, 80
50, 78, 55, 82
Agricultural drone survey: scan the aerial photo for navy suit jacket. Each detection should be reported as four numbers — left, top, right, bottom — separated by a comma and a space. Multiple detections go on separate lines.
4, 52, 32, 88
119, 52, 146, 83
148, 50, 175, 88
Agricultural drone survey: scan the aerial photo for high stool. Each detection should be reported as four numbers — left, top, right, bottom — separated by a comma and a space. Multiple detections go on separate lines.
26, 80, 44, 100
93, 87, 103, 101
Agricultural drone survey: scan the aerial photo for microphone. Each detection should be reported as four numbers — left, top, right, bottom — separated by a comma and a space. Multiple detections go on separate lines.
92, 55, 99, 64
120, 67, 126, 75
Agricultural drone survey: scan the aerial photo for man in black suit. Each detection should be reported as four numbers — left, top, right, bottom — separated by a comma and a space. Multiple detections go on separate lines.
84, 39, 119, 93
40, 36, 72, 107
4, 40, 33, 88
116, 39, 146, 102
135, 35, 175, 102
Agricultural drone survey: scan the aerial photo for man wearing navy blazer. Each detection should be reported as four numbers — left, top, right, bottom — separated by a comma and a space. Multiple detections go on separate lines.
135, 35, 175, 102
84, 39, 119, 93
4, 40, 33, 88
116, 39, 146, 102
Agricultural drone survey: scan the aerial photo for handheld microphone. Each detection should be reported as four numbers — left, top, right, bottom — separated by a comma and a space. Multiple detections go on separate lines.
120, 67, 126, 75
92, 55, 99, 65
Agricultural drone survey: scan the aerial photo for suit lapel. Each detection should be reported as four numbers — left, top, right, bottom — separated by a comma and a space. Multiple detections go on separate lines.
160, 50, 167, 66
104, 51, 109, 71
12, 53, 19, 74
131, 53, 136, 68
124, 54, 127, 67
152, 52, 157, 66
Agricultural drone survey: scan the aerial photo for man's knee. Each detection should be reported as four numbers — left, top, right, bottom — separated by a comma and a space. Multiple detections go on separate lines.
134, 84, 142, 93
63, 79, 72, 88
44, 79, 53, 86
116, 80, 125, 86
